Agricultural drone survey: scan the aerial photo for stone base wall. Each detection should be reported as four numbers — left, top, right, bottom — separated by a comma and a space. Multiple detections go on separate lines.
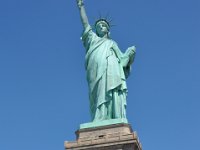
65, 123, 142, 150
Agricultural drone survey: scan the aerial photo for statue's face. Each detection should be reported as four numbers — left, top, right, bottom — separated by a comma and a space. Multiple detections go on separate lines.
95, 21, 109, 37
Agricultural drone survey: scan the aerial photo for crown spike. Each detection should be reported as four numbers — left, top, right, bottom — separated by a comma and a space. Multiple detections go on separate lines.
105, 12, 110, 20
93, 13, 115, 30
98, 11, 102, 20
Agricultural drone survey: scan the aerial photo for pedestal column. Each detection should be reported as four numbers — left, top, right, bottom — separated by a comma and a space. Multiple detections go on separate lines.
65, 123, 142, 150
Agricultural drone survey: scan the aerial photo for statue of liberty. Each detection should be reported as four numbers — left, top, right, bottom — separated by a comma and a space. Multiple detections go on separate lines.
76, 0, 136, 122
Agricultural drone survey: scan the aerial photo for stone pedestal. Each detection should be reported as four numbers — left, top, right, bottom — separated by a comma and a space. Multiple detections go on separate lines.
65, 123, 142, 150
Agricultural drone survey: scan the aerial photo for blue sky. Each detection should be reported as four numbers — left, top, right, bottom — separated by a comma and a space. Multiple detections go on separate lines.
0, 0, 200, 150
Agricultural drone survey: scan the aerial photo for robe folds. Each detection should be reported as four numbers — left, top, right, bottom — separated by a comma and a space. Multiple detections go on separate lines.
82, 25, 135, 121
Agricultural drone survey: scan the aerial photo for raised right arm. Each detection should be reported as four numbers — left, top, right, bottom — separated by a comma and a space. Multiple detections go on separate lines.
76, 0, 90, 29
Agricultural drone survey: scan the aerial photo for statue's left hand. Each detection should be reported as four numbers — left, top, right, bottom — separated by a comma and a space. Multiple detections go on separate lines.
127, 46, 136, 57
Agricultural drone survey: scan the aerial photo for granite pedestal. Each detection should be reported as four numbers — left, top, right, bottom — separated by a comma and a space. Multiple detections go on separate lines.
65, 123, 142, 150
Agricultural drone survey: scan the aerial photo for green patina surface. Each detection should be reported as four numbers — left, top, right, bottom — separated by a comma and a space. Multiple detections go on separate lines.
76, 0, 136, 126
80, 118, 128, 129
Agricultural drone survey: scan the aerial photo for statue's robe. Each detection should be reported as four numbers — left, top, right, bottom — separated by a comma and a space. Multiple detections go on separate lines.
82, 26, 135, 121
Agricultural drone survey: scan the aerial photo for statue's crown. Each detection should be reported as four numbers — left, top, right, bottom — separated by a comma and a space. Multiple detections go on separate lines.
95, 18, 110, 28
94, 14, 114, 31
